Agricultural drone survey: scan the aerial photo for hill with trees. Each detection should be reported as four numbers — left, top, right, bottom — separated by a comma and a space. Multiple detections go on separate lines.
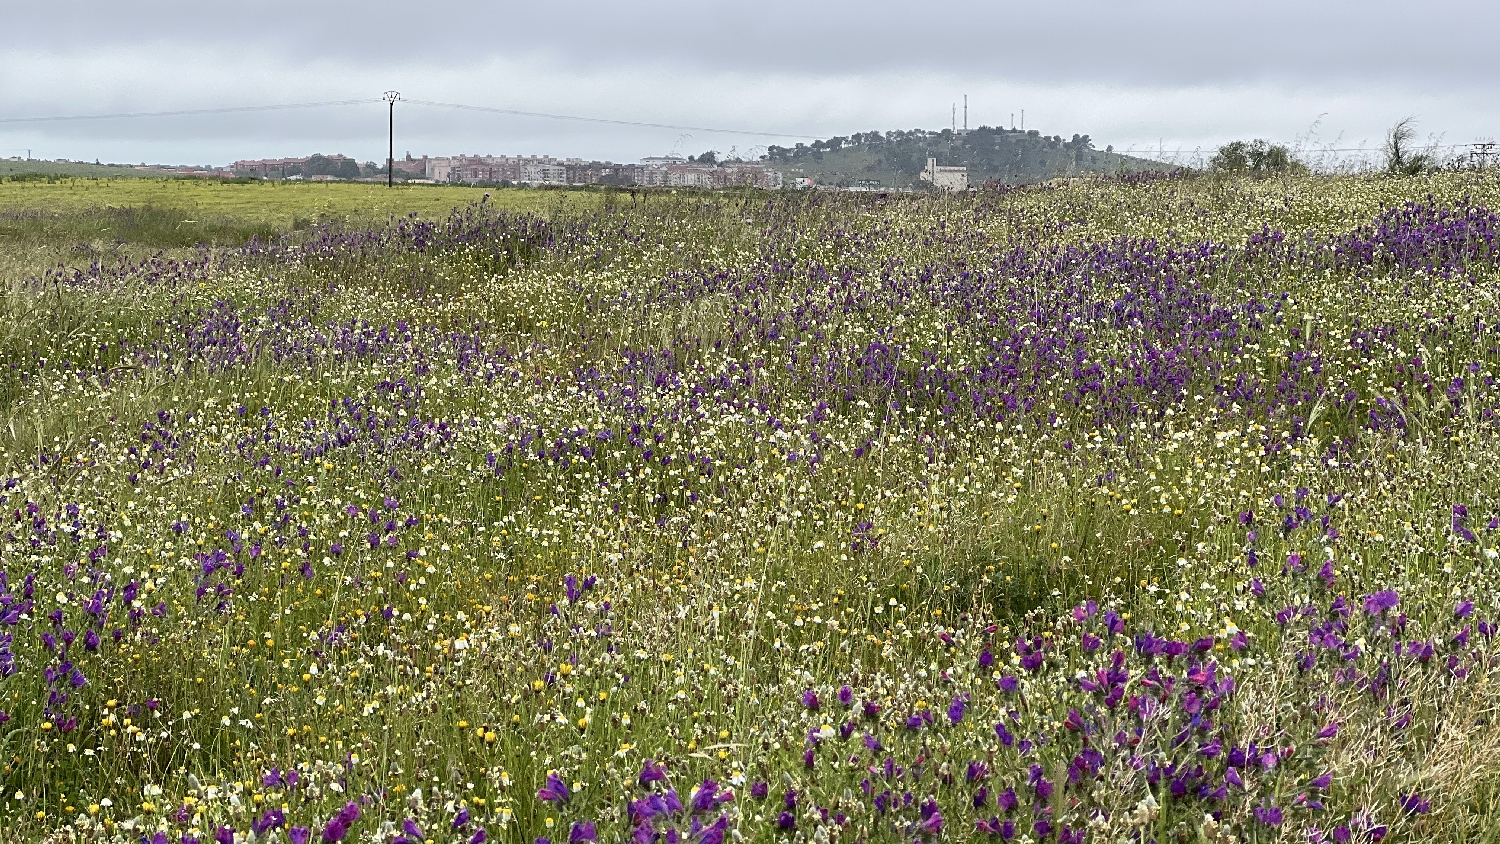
766, 126, 1175, 188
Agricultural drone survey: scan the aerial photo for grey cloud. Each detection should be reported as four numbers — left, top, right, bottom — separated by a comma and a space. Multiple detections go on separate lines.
7, 0, 1496, 85
1, 2, 1495, 166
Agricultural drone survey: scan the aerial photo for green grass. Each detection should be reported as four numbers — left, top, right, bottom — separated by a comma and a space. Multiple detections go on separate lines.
0, 178, 601, 232
0, 178, 613, 289
0, 160, 196, 180
0, 173, 1499, 842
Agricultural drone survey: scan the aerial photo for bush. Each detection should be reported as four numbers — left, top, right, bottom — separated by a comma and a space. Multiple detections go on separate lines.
1209, 139, 1299, 176
1385, 117, 1434, 175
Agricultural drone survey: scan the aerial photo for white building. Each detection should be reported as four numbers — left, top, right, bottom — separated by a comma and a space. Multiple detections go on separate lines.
919, 157, 968, 191
427, 154, 570, 185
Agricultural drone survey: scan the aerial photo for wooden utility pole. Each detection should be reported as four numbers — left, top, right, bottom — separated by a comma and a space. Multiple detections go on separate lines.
384, 91, 401, 187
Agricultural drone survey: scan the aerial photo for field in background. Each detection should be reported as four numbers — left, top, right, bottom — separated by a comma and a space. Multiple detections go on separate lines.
0, 178, 598, 240
0, 161, 188, 180
0, 178, 605, 295
4, 173, 1500, 842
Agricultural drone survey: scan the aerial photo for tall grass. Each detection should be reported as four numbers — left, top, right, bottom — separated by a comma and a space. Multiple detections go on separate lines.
0, 173, 1499, 842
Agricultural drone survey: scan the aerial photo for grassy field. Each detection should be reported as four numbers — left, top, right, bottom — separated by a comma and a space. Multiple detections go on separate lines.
0, 161, 188, 180
0, 178, 608, 299
3, 173, 1500, 843
0, 178, 599, 238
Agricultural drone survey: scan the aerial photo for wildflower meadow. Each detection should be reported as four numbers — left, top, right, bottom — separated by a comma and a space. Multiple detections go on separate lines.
4, 172, 1500, 843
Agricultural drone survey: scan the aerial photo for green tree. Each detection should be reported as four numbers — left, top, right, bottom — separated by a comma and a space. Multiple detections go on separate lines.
1209, 140, 1297, 176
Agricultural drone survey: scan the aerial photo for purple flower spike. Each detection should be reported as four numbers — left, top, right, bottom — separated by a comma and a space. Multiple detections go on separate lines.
837, 684, 854, 706
253, 809, 286, 834
1254, 805, 1283, 827
1363, 590, 1400, 616
690, 780, 720, 813
801, 689, 820, 710
569, 822, 597, 843
947, 695, 967, 724
639, 758, 667, 785
537, 773, 571, 803
1402, 793, 1431, 814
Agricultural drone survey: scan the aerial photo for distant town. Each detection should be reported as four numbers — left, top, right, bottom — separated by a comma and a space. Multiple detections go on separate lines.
222, 152, 781, 189
5, 143, 1012, 191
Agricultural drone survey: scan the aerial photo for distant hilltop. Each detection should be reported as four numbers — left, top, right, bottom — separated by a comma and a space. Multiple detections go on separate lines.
767, 127, 1176, 189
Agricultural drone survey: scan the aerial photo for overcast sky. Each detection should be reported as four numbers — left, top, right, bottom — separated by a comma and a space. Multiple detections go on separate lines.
2, 0, 1495, 167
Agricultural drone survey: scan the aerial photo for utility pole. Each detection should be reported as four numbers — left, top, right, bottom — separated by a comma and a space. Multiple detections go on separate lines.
384, 91, 401, 187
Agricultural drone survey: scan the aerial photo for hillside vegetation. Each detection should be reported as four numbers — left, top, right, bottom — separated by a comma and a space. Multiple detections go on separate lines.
767, 126, 1175, 188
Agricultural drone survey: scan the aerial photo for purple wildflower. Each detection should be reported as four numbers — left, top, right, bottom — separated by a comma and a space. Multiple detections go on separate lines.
639, 759, 667, 785
1364, 590, 1400, 616
537, 773, 571, 803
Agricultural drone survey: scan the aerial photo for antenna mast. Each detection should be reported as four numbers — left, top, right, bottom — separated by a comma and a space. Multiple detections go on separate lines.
963, 95, 968, 132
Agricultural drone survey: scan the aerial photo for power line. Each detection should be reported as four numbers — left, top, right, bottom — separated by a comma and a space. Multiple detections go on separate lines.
0, 96, 821, 140
5, 95, 1478, 153
0, 98, 384, 124
403, 99, 819, 140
